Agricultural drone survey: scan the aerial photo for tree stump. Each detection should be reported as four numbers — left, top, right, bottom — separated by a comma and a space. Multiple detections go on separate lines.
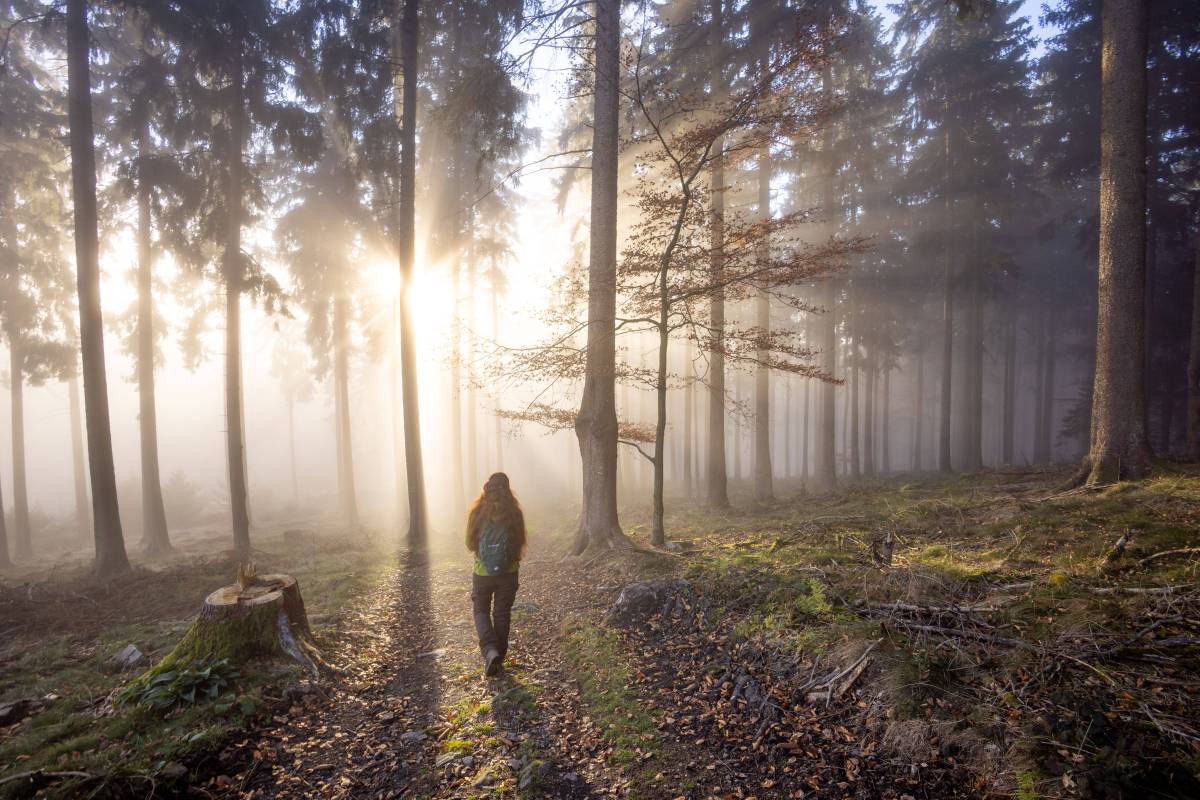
149, 572, 325, 679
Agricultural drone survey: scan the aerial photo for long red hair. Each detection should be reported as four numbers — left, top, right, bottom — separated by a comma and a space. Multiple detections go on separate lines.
466, 472, 527, 557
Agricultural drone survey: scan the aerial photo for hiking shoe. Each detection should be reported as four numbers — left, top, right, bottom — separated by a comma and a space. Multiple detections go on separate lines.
485, 648, 502, 677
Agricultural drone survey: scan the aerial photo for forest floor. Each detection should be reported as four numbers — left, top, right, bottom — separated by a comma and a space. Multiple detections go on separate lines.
2, 466, 1200, 799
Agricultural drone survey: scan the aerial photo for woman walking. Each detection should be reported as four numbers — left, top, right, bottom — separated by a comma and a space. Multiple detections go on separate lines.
466, 472, 526, 676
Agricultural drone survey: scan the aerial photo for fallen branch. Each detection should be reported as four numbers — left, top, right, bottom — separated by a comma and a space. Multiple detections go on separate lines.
884, 619, 1034, 650
1089, 584, 1196, 596
804, 640, 880, 704
865, 601, 1002, 615
0, 770, 97, 788
1139, 548, 1200, 567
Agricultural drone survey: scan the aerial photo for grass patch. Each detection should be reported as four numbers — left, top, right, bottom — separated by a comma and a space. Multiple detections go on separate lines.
0, 530, 394, 798
560, 616, 659, 780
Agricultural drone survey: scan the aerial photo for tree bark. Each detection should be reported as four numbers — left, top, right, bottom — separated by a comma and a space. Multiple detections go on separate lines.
67, 0, 129, 577
136, 117, 170, 555
145, 573, 324, 679
0, 471, 8, 568
1187, 237, 1200, 460
1001, 303, 1017, 465
801, 374, 810, 482
573, 0, 627, 554
913, 349, 923, 472
684, 340, 694, 497
491, 253, 504, 470
754, 145, 773, 503
882, 367, 891, 474
68, 374, 90, 543
225, 40, 251, 558
9, 342, 30, 558
814, 58, 838, 492
707, 141, 730, 509
651, 297, 669, 546
864, 343, 876, 477
849, 323, 860, 480
1036, 289, 1058, 463
939, 120, 955, 474
398, 0, 428, 547
333, 295, 359, 526
1076, 0, 1153, 485
466, 229, 479, 491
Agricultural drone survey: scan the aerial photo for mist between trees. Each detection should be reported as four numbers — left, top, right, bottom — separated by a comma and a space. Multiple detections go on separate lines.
0, 0, 1194, 573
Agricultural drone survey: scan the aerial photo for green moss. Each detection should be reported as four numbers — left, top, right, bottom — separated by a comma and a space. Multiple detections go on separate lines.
560, 617, 659, 783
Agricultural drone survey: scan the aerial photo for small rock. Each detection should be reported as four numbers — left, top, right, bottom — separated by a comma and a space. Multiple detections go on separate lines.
606, 579, 692, 626
399, 730, 427, 744
0, 698, 45, 727
160, 762, 188, 780
110, 644, 145, 671
378, 711, 396, 722
461, 756, 475, 768
564, 771, 579, 782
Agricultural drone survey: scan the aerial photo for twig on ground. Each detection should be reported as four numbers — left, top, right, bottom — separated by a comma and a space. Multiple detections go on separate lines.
0, 770, 97, 787
1139, 549, 1200, 567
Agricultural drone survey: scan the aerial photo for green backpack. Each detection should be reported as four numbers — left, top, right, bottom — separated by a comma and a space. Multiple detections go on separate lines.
477, 520, 512, 576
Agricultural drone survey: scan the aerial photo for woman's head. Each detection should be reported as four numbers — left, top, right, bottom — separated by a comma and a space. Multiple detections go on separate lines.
466, 472, 527, 555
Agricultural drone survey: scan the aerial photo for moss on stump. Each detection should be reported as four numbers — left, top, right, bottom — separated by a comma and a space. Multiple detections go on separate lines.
146, 573, 325, 680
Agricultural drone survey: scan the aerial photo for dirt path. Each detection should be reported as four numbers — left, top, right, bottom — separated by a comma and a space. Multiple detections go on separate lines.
213, 553, 625, 799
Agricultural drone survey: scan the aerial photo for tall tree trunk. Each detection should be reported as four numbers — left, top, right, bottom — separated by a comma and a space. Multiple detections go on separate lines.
882, 368, 891, 474
801, 375, 810, 483
68, 373, 90, 542
964, 242, 984, 470
754, 146, 773, 503
849, 292, 859, 482
398, 0, 428, 546
864, 344, 876, 477
1187, 236, 1200, 461
783, 376, 791, 479
1037, 294, 1058, 464
1072, 0, 1154, 484
651, 295, 669, 547
0, 470, 8, 568
683, 340, 694, 497
333, 295, 359, 526
733, 381, 743, 482
914, 347, 925, 472
491, 254, 504, 470
225, 41, 251, 558
136, 118, 170, 554
9, 341, 30, 558
67, 0, 129, 577
815, 59, 838, 492
1002, 303, 1017, 466
939, 122, 955, 474
450, 248, 466, 513
573, 0, 627, 553
707, 141, 730, 508
1033, 304, 1046, 458
466, 231, 479, 489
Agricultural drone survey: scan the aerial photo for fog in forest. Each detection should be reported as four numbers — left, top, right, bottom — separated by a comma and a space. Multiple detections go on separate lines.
0, 0, 1195, 566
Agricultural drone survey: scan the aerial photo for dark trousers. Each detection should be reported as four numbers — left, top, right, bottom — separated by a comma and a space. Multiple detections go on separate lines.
471, 571, 519, 659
